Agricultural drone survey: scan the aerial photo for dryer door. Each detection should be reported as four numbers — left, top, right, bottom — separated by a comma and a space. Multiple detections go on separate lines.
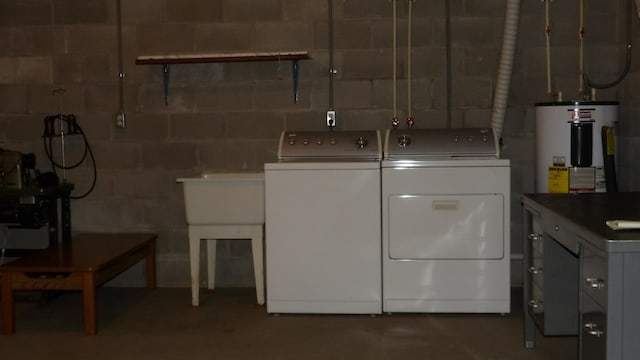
388, 194, 504, 260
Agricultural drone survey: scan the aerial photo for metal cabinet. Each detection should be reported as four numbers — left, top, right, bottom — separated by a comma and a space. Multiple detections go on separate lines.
522, 193, 640, 360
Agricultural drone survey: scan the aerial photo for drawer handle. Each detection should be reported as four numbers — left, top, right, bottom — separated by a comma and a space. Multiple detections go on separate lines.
584, 322, 605, 337
528, 266, 543, 275
528, 299, 542, 309
528, 233, 541, 241
584, 277, 606, 289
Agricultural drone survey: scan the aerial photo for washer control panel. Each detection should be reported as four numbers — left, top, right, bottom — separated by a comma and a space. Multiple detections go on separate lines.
278, 130, 382, 160
384, 128, 499, 159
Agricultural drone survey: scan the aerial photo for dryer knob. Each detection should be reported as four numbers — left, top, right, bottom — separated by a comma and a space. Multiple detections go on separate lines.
355, 136, 368, 148
398, 135, 411, 147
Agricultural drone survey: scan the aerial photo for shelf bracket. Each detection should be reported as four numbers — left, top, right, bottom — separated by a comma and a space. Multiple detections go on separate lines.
292, 60, 300, 104
162, 64, 170, 106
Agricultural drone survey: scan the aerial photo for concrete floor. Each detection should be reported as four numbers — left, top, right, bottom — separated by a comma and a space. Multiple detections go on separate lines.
0, 287, 576, 360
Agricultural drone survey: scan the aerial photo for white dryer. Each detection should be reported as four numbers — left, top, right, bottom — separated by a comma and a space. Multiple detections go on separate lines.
382, 128, 510, 313
265, 130, 382, 314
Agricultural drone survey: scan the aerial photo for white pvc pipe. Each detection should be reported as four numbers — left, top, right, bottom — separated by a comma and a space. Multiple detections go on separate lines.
490, 0, 521, 141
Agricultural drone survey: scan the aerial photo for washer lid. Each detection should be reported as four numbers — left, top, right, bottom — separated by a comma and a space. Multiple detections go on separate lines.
277, 130, 382, 160
384, 128, 499, 159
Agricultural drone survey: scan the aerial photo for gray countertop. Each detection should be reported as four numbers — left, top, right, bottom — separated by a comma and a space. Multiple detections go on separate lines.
522, 192, 640, 253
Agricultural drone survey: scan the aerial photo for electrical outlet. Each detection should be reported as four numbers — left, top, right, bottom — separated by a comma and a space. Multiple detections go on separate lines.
326, 110, 336, 127
116, 112, 126, 128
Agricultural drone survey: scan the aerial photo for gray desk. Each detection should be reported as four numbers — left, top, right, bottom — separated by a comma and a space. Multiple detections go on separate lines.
522, 193, 640, 360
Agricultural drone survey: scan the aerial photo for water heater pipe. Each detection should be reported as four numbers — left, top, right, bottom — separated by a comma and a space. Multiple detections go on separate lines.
542, 0, 561, 100
490, 0, 521, 140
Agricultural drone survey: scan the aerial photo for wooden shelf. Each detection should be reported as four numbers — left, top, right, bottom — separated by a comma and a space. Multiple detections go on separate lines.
135, 51, 311, 105
135, 51, 310, 65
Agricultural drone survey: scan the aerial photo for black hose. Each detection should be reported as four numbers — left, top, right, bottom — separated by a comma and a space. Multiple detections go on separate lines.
583, 0, 633, 90
42, 114, 97, 199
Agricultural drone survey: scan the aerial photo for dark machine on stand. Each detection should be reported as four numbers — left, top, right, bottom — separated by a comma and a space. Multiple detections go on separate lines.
1, 89, 96, 262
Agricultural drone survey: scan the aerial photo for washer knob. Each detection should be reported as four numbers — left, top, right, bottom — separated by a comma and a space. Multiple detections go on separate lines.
398, 135, 411, 147
355, 136, 368, 148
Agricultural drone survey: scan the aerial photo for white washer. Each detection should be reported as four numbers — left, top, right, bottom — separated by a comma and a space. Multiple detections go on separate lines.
265, 130, 382, 314
382, 128, 510, 313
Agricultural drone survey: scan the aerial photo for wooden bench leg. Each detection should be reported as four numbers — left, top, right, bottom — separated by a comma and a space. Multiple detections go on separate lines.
1, 273, 16, 335
82, 272, 98, 336
146, 241, 156, 289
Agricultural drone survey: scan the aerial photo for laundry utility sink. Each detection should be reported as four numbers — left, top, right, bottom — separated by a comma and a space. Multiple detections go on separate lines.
176, 172, 265, 225
177, 172, 265, 306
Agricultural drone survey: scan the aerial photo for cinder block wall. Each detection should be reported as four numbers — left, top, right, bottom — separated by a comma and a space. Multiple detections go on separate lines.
0, 0, 634, 288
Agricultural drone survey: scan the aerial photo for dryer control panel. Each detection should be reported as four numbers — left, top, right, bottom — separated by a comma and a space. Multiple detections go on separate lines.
384, 128, 499, 159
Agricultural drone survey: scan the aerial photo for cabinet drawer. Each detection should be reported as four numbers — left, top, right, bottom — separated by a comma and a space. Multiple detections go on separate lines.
582, 248, 607, 307
581, 294, 606, 360
542, 217, 579, 254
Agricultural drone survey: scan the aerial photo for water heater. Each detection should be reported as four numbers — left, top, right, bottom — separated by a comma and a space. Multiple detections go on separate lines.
535, 101, 618, 193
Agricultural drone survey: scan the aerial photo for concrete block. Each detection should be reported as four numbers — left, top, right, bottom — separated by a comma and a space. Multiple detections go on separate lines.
0, 85, 28, 113
143, 143, 199, 169
252, 80, 311, 110
0, 2, 52, 26
91, 142, 142, 169
222, 0, 282, 22
0, 57, 51, 84
333, 20, 372, 49
334, 80, 373, 109
194, 83, 253, 111
121, 0, 164, 23
169, 113, 226, 140
284, 1, 327, 21
53, 0, 109, 24
62, 26, 117, 55
167, 0, 223, 23
136, 24, 195, 54
226, 111, 284, 139
85, 84, 120, 112
4, 27, 53, 56
194, 24, 253, 52
254, 22, 312, 51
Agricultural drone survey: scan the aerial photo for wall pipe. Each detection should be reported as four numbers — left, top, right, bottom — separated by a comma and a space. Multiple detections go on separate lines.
445, 0, 452, 128
406, 0, 414, 127
327, 0, 336, 129
578, 0, 585, 95
392, 0, 398, 123
116, 0, 126, 128
490, 0, 521, 141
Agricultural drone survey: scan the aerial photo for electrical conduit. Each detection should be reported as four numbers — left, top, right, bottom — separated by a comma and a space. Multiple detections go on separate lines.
490, 0, 521, 141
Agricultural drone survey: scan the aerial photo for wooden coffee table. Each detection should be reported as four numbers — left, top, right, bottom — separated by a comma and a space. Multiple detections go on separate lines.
1, 233, 156, 335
